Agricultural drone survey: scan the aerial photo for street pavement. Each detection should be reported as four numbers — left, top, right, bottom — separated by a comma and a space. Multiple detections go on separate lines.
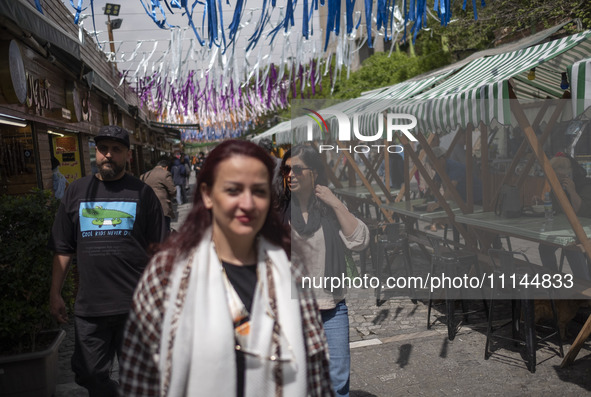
55, 172, 591, 396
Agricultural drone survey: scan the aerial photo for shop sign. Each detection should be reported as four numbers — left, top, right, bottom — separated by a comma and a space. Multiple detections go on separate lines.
65, 81, 83, 122
26, 74, 51, 115
61, 108, 71, 120
81, 90, 92, 122
0, 40, 27, 104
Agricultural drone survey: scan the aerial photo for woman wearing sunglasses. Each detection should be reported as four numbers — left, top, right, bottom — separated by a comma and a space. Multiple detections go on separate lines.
280, 145, 369, 397
119, 140, 333, 396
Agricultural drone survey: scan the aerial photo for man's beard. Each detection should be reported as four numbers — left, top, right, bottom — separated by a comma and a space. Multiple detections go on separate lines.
98, 161, 125, 180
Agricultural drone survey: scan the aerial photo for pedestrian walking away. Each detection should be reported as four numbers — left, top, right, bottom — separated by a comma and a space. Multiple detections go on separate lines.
183, 154, 192, 193
119, 139, 333, 396
51, 155, 67, 200
48, 125, 167, 397
141, 156, 177, 234
171, 156, 188, 204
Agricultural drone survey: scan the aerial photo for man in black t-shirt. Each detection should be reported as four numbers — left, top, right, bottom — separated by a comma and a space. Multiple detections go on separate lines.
48, 126, 166, 396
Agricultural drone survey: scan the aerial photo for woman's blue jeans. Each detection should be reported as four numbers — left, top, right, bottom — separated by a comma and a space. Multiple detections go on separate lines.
321, 300, 350, 397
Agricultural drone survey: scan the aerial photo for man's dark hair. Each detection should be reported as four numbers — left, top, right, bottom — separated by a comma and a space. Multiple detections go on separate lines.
156, 156, 170, 168
258, 138, 273, 152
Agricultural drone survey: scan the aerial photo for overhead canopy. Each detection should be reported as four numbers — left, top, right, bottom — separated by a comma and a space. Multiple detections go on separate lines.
0, 0, 80, 59
280, 75, 455, 144
352, 69, 456, 132
250, 120, 291, 143
389, 30, 591, 132
570, 57, 591, 117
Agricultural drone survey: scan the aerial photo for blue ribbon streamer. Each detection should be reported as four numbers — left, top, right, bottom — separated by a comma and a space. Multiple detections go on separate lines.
247, 0, 271, 52
323, 0, 341, 51
34, 0, 44, 14
364, 0, 373, 48
69, 0, 86, 24
217, 0, 228, 50
186, 0, 206, 46
302, 0, 309, 39
376, 0, 387, 31
228, 0, 245, 42
206, 0, 218, 47
345, 0, 355, 34
138, 0, 176, 29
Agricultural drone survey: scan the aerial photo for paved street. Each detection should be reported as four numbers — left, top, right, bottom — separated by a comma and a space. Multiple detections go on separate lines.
55, 173, 591, 396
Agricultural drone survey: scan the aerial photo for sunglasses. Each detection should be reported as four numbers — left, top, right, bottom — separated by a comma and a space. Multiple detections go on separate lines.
280, 165, 312, 177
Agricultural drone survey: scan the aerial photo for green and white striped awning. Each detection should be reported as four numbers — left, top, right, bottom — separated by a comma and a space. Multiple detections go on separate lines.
250, 121, 292, 144
390, 30, 591, 133
570, 57, 591, 117
282, 70, 456, 144
353, 70, 456, 131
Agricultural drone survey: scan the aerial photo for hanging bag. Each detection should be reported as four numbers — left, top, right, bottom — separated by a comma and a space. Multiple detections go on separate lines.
495, 184, 522, 218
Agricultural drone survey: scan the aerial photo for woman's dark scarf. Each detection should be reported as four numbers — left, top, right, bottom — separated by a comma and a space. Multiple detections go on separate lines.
288, 194, 347, 294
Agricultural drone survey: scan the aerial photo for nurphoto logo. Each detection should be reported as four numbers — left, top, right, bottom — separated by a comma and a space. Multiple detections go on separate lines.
304, 108, 418, 154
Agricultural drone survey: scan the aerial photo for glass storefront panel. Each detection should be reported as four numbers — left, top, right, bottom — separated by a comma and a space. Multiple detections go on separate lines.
0, 124, 37, 195
89, 140, 97, 175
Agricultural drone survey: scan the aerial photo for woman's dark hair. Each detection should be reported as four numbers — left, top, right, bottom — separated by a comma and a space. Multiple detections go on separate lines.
279, 148, 292, 212
279, 144, 332, 216
290, 144, 328, 185
159, 139, 290, 259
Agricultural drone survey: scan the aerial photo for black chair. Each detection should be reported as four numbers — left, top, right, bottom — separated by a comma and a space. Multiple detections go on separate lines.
358, 217, 380, 277
426, 235, 488, 340
374, 223, 416, 304
444, 224, 512, 251
485, 249, 563, 373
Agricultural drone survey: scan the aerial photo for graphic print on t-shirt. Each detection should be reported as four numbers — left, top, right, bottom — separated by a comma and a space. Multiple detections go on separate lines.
79, 201, 137, 234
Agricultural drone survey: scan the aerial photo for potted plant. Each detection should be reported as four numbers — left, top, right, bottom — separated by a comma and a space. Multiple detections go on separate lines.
0, 189, 74, 396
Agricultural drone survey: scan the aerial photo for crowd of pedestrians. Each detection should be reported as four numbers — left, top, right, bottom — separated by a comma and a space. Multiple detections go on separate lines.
49, 125, 369, 396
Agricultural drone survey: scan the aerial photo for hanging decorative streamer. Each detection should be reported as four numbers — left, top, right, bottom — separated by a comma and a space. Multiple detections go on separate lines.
64, 0, 488, 142
34, 0, 44, 14
137, 0, 176, 29
324, 0, 341, 51
68, 0, 487, 58
364, 0, 373, 48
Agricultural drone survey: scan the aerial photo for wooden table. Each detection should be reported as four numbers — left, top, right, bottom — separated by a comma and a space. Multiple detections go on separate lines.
454, 212, 591, 248
380, 199, 470, 223
451, 211, 591, 367
333, 184, 400, 200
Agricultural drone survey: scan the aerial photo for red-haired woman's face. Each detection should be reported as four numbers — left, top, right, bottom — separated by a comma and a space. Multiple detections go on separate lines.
201, 155, 271, 244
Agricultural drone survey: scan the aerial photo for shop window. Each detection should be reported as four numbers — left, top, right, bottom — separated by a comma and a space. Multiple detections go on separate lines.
89, 140, 97, 175
51, 132, 84, 184
0, 124, 37, 195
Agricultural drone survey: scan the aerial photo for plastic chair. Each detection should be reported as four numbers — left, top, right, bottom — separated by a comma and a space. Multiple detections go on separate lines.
374, 223, 416, 304
427, 235, 488, 340
485, 249, 563, 373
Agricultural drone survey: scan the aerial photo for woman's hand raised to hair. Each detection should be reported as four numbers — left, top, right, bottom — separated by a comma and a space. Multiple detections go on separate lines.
315, 184, 358, 236
315, 185, 343, 209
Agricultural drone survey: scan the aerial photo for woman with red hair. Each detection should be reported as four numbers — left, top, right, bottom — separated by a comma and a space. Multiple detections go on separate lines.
120, 140, 333, 396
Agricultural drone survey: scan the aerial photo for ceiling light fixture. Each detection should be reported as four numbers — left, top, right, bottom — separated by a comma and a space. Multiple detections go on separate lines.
0, 114, 27, 128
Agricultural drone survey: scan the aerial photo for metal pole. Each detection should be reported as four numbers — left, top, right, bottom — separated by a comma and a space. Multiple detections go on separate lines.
107, 15, 116, 58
